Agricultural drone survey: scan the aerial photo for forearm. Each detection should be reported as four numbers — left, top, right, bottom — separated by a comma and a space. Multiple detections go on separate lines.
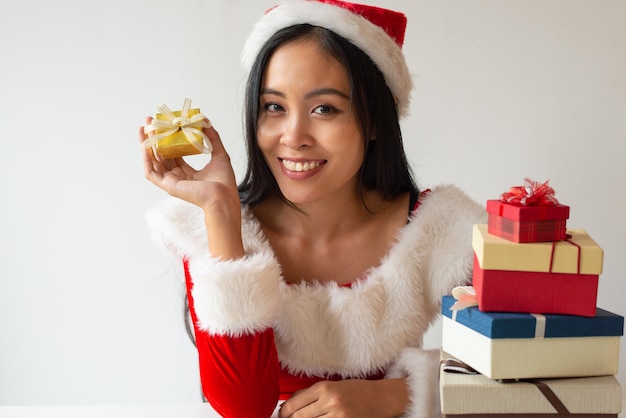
204, 202, 245, 260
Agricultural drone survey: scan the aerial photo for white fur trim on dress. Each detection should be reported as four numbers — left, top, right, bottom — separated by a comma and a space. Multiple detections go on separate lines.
241, 0, 413, 118
145, 185, 487, 379
386, 348, 442, 418
273, 185, 486, 378
187, 252, 283, 336
145, 199, 284, 336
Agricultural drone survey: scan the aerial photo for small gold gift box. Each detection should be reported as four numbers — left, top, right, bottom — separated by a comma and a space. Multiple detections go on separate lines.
143, 98, 212, 159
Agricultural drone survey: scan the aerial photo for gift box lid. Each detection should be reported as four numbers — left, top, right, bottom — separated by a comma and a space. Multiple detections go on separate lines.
155, 107, 201, 121
442, 296, 624, 339
486, 199, 570, 221
472, 224, 603, 274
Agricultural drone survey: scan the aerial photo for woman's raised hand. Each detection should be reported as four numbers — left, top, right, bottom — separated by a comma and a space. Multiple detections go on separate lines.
139, 117, 239, 212
140, 117, 245, 259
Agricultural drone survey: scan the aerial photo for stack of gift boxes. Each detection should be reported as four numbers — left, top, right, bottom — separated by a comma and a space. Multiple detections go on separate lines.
440, 179, 624, 417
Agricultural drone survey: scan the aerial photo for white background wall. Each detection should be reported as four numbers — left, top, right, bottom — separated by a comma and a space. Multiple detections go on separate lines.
1, 0, 624, 407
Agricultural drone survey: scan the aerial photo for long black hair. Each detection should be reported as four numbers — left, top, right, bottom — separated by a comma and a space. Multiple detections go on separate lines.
237, 24, 418, 207
185, 25, 419, 400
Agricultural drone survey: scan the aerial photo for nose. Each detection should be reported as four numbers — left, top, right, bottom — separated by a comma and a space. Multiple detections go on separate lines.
280, 112, 313, 150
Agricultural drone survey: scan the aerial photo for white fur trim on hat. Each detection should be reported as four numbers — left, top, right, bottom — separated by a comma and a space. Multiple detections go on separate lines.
241, 0, 413, 118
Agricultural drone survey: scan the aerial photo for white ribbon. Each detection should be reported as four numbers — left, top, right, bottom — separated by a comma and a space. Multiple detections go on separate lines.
531, 313, 546, 339
449, 286, 548, 339
142, 98, 213, 155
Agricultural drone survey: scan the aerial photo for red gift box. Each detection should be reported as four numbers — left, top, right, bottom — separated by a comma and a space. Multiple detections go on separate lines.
472, 254, 599, 316
486, 199, 570, 243
472, 224, 603, 317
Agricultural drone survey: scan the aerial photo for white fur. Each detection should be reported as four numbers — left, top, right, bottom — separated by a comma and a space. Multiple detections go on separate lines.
241, 0, 413, 118
272, 185, 486, 378
146, 201, 284, 336
187, 252, 282, 336
145, 185, 487, 416
386, 348, 442, 418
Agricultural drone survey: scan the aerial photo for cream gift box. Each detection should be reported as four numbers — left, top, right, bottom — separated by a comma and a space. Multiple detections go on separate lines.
439, 358, 622, 417
441, 296, 623, 380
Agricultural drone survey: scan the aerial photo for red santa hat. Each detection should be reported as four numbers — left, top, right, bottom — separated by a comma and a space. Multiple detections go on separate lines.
241, 0, 413, 118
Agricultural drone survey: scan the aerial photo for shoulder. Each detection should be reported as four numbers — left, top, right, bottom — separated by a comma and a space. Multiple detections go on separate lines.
393, 184, 487, 304
144, 198, 264, 258
415, 184, 486, 221
400, 184, 486, 242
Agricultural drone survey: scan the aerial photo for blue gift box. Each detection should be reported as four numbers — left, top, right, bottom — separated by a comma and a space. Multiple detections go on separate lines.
441, 295, 624, 379
441, 295, 624, 339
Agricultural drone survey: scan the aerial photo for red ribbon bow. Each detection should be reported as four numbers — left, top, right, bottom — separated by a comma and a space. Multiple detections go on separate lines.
500, 178, 559, 206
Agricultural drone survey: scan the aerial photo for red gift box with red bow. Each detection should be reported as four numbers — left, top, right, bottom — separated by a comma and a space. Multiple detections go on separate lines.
486, 200, 570, 243
487, 178, 570, 243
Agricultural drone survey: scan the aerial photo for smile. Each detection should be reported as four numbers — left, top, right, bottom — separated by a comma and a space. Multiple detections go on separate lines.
281, 159, 324, 172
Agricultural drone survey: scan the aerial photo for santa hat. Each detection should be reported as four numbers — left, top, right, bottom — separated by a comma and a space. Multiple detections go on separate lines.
241, 0, 413, 118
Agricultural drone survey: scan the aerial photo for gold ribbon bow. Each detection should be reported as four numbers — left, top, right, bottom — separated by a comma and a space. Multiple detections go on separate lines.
142, 98, 212, 155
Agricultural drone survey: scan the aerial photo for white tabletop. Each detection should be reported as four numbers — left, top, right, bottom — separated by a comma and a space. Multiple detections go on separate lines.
0, 397, 622, 417
0, 404, 282, 418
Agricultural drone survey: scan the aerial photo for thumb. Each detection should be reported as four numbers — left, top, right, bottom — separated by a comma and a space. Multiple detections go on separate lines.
203, 120, 228, 157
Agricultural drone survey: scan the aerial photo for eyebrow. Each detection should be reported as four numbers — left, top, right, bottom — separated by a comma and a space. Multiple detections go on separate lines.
260, 88, 350, 100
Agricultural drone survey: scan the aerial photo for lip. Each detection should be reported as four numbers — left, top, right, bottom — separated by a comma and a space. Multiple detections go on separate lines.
278, 158, 326, 179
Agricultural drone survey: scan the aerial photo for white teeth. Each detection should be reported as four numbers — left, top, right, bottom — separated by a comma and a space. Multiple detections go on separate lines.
282, 159, 321, 172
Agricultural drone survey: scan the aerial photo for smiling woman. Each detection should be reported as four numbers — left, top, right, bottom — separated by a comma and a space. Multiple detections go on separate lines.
255, 37, 365, 206
1, 0, 625, 412
141, 1, 486, 417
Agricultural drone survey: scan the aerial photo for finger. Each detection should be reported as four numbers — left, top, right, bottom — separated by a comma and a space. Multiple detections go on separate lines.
139, 116, 175, 168
278, 390, 318, 418
139, 118, 164, 181
202, 121, 228, 157
141, 145, 161, 182
139, 116, 153, 142
138, 117, 157, 164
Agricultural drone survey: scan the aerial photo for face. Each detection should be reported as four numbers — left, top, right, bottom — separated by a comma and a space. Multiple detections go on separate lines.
256, 38, 365, 206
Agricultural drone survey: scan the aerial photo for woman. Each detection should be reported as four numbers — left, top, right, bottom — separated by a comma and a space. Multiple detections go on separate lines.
141, 1, 486, 417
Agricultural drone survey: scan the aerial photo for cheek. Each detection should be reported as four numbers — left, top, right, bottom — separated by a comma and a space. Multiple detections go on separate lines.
255, 126, 282, 169
338, 127, 366, 161
255, 123, 274, 154
256, 116, 281, 141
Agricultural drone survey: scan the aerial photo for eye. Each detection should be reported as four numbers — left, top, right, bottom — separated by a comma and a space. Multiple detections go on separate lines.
313, 104, 336, 115
264, 103, 285, 113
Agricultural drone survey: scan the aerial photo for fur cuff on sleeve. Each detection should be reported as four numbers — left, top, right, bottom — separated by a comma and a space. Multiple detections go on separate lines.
386, 347, 442, 418
188, 250, 283, 337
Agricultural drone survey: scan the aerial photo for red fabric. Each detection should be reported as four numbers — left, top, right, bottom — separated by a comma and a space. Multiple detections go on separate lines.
414, 189, 431, 212
185, 260, 388, 413
317, 0, 407, 46
184, 260, 280, 418
184, 260, 384, 415
181, 191, 427, 414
